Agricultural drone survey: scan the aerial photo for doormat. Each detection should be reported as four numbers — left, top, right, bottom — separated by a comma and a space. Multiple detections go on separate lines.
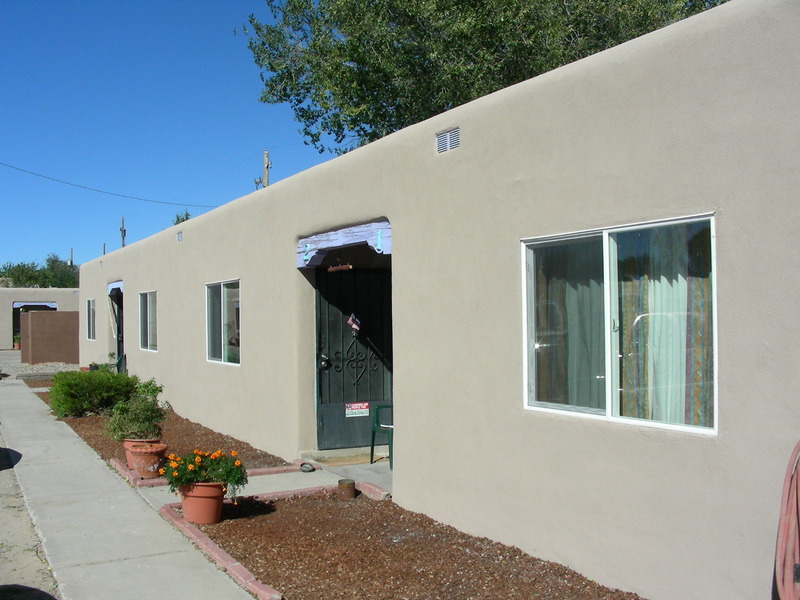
313, 455, 381, 467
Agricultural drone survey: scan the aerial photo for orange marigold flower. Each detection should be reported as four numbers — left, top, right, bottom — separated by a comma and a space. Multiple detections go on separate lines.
169, 461, 178, 468
172, 471, 178, 477
168, 453, 176, 460
234, 460, 241, 467
195, 456, 202, 464
230, 451, 238, 457
188, 464, 195, 470
158, 468, 165, 475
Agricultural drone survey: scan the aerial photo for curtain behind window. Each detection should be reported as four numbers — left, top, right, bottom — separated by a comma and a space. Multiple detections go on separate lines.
615, 222, 713, 427
532, 238, 605, 410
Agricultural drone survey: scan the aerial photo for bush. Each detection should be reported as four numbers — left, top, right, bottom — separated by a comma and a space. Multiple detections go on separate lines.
50, 371, 140, 417
106, 378, 169, 441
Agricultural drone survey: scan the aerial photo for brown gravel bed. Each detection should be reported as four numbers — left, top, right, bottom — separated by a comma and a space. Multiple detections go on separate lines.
26, 379, 287, 469
26, 379, 645, 600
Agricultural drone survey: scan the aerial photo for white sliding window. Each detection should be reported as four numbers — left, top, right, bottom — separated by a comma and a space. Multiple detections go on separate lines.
87, 299, 96, 340
139, 291, 158, 351
206, 280, 240, 364
525, 217, 715, 430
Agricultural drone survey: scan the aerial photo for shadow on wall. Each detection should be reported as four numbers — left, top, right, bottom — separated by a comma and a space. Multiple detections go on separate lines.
0, 447, 22, 471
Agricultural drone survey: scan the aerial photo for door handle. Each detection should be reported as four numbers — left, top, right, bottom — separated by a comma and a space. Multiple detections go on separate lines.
318, 354, 330, 370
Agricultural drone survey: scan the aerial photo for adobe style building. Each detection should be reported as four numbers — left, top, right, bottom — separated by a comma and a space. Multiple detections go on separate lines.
79, 1, 800, 598
0, 287, 79, 350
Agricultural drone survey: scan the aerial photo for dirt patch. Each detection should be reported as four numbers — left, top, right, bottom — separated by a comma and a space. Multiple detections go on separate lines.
29, 381, 287, 470
201, 494, 643, 600
28, 379, 645, 600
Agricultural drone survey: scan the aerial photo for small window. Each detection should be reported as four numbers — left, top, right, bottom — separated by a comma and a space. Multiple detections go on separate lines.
207, 280, 239, 364
87, 299, 96, 340
139, 291, 158, 351
524, 217, 715, 431
436, 127, 460, 153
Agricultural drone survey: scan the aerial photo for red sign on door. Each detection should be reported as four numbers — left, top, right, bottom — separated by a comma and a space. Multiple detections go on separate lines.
345, 402, 369, 418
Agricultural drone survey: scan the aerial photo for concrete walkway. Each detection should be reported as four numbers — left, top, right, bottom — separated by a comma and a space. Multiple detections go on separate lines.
0, 378, 391, 599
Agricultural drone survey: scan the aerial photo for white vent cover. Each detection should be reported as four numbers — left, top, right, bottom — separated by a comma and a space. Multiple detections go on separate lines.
436, 127, 460, 153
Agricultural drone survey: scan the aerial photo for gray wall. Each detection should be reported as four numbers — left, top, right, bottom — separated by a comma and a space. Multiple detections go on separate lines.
79, 1, 800, 598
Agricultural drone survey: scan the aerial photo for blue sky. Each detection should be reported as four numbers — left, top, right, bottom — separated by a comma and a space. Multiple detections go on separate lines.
1, 1, 331, 267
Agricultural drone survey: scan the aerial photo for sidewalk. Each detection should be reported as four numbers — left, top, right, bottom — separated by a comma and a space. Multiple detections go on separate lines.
0, 378, 390, 600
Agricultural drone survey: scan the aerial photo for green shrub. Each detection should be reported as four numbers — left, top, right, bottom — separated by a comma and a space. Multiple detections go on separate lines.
106, 378, 169, 441
50, 371, 140, 417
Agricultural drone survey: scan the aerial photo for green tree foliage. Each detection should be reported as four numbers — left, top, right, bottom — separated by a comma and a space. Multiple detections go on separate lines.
43, 253, 79, 287
245, 0, 727, 153
173, 210, 191, 225
0, 253, 79, 288
0, 261, 41, 287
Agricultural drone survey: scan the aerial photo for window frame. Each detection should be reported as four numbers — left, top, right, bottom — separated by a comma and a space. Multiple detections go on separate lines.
521, 214, 718, 435
205, 279, 240, 365
86, 298, 96, 341
138, 290, 158, 351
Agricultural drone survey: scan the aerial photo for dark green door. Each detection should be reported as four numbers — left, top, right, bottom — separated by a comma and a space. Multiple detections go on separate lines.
316, 269, 392, 450
109, 286, 125, 373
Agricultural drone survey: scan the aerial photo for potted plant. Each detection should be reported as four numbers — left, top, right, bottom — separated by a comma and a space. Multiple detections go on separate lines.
162, 449, 248, 524
12, 334, 20, 350
106, 378, 169, 472
127, 441, 168, 478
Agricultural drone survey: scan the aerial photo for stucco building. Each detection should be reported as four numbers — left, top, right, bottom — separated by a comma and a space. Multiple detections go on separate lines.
0, 287, 79, 350
79, 1, 800, 598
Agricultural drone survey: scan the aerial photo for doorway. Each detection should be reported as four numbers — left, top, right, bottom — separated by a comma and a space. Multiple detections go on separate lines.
108, 282, 125, 373
12, 302, 56, 339
316, 265, 393, 449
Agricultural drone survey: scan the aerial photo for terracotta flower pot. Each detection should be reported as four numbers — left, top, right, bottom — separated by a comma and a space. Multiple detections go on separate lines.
122, 438, 161, 470
179, 482, 226, 524
129, 443, 168, 479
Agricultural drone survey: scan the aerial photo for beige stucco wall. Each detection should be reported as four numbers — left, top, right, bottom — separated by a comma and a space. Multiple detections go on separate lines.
0, 288, 79, 349
79, 1, 800, 598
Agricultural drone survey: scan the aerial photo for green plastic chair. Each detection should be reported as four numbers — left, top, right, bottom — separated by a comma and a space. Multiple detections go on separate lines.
369, 404, 393, 469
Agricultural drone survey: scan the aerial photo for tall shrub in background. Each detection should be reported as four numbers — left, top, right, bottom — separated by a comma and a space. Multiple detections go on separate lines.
50, 371, 140, 417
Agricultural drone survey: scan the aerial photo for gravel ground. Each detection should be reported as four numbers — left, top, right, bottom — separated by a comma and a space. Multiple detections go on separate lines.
27, 378, 646, 600
0, 352, 78, 380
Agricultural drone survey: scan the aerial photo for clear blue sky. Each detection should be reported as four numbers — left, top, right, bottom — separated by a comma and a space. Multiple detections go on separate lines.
1, 1, 331, 267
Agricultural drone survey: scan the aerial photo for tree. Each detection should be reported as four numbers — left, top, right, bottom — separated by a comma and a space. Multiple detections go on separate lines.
0, 261, 41, 287
245, 0, 727, 153
42, 253, 79, 288
0, 254, 78, 288
173, 210, 191, 225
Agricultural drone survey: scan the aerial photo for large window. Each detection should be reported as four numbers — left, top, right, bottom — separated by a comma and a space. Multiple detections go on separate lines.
207, 280, 240, 364
87, 299, 96, 340
139, 291, 158, 351
524, 217, 715, 430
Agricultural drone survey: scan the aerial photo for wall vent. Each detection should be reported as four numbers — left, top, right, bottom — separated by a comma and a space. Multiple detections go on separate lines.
436, 127, 460, 153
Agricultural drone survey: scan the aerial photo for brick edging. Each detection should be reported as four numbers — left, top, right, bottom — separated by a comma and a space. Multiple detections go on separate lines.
159, 502, 285, 600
